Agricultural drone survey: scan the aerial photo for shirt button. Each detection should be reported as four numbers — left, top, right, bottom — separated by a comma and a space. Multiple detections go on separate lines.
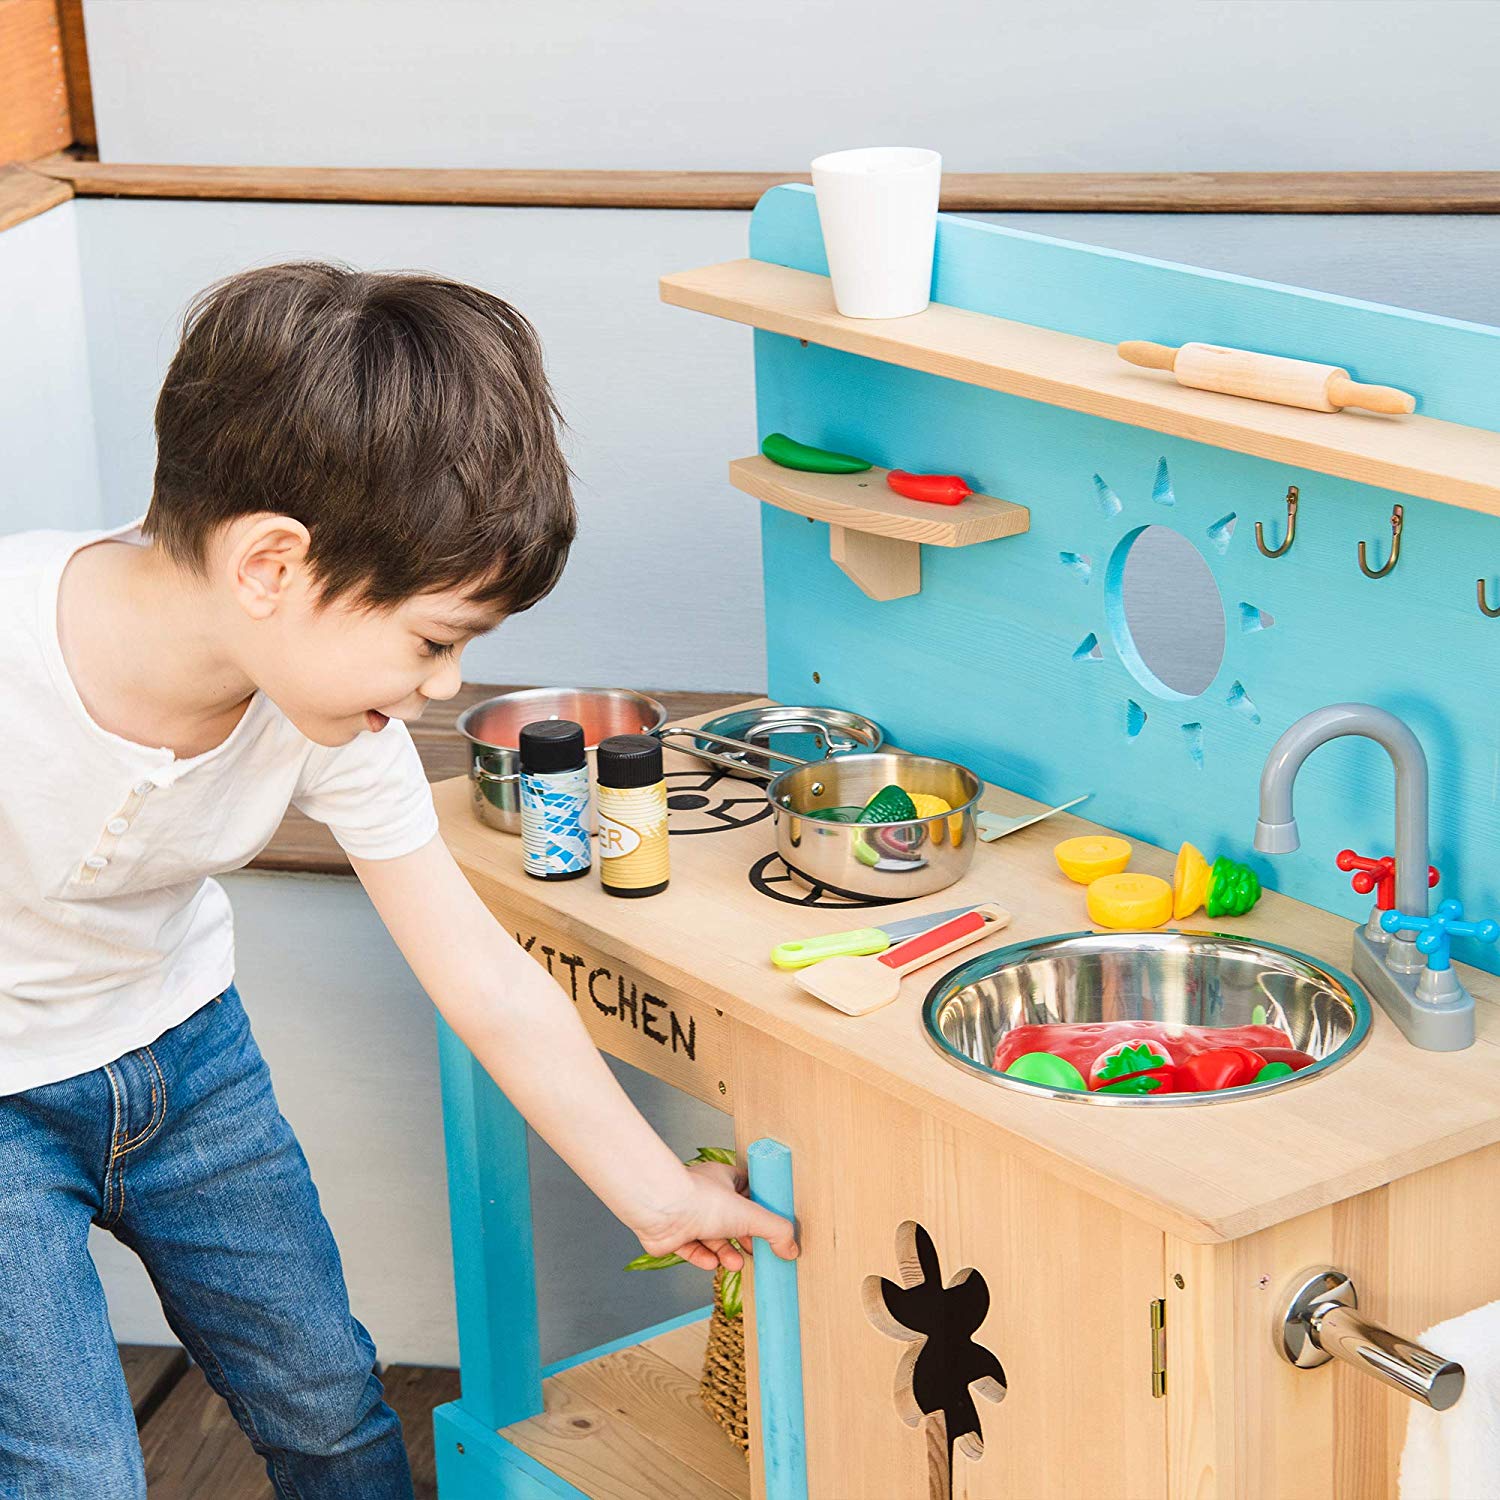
133, 781, 154, 796
84, 854, 108, 870
106, 818, 129, 835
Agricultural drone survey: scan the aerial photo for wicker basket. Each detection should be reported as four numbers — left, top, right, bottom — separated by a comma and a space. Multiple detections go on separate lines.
700, 1268, 748, 1453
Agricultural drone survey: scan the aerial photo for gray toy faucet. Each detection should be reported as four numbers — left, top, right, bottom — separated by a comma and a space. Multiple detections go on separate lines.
1253, 702, 1479, 1051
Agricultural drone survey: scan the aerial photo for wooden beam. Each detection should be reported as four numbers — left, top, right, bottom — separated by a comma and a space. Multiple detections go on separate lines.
0, 160, 70, 231
0, 0, 71, 162
55, 0, 94, 150
28, 155, 1500, 214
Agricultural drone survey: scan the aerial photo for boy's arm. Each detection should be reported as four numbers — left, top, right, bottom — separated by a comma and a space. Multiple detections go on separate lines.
349, 834, 797, 1271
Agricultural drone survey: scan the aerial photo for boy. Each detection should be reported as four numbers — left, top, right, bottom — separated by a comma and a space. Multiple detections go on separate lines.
0, 261, 796, 1497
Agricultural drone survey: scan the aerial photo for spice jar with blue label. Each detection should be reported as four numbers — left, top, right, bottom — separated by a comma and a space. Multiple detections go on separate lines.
518, 720, 592, 881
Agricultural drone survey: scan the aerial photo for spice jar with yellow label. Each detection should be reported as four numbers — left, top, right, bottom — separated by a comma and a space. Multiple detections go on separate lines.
595, 734, 669, 898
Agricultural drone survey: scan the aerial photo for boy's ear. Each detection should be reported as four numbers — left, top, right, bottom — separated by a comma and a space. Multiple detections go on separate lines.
227, 515, 313, 620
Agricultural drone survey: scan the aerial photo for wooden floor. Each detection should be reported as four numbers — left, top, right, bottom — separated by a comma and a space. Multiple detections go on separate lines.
125, 1345, 459, 1497
126, 1319, 749, 1499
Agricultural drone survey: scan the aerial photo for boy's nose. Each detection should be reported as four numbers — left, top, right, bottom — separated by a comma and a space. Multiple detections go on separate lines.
420, 656, 463, 702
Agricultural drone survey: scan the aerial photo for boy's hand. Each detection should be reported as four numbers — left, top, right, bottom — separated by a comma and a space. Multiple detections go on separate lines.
634, 1159, 799, 1273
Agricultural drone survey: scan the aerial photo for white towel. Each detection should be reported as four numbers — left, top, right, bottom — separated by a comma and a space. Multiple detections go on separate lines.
1400, 1299, 1500, 1500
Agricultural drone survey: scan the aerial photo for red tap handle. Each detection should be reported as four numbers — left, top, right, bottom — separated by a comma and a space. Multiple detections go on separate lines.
1335, 850, 1439, 911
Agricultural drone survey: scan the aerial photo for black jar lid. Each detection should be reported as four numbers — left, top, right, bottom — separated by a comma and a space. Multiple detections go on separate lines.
597, 734, 663, 787
519, 719, 586, 773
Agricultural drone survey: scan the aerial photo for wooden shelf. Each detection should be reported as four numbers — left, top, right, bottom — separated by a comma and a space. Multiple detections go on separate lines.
663, 258, 1500, 517
729, 453, 1028, 600
498, 1316, 750, 1500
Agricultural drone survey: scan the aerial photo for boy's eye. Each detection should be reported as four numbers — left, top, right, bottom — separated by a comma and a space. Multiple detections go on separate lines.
421, 639, 457, 659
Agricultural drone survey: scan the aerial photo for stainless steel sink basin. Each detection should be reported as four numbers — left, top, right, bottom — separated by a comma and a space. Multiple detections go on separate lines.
923, 929, 1371, 1105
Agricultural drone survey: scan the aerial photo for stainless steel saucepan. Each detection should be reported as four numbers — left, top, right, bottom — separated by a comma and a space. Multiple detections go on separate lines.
458, 688, 668, 833
659, 728, 984, 900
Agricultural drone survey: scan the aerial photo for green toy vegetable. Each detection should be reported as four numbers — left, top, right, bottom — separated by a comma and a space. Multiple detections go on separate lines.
760, 432, 872, 474
624, 1147, 744, 1317
1003, 1052, 1087, 1091
1253, 1061, 1295, 1083
856, 784, 918, 824
1206, 856, 1261, 918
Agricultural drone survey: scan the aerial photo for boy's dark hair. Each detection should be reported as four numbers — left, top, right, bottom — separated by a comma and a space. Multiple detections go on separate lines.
146, 261, 575, 616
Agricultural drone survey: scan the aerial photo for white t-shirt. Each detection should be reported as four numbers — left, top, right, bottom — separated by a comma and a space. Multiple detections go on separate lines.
0, 518, 440, 1096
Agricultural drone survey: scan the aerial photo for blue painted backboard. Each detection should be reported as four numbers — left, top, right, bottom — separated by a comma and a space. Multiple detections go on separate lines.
747, 185, 1500, 971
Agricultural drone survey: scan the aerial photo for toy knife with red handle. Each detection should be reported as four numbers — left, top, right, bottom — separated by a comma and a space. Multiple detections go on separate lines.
794, 905, 1010, 1016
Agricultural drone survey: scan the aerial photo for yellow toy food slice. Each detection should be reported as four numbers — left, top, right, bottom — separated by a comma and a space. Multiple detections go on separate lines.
1173, 841, 1212, 919
908, 792, 953, 845
1087, 872, 1174, 930
1053, 835, 1132, 885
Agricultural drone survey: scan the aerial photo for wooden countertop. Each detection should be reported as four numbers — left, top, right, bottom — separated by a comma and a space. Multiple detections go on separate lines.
438, 700, 1500, 1246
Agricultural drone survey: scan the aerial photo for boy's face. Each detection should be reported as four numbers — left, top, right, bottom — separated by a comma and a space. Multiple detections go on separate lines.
260, 586, 496, 747
222, 517, 502, 747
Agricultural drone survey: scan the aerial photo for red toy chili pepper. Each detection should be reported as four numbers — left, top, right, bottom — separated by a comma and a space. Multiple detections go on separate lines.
1173, 1047, 1264, 1093
887, 470, 972, 506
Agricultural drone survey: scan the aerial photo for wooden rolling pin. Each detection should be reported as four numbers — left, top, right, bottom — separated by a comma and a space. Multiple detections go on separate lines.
1117, 340, 1415, 415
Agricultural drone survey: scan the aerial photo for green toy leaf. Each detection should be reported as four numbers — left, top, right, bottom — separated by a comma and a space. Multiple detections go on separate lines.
1095, 1041, 1171, 1080
692, 1146, 737, 1166
721, 1270, 743, 1319
624, 1252, 687, 1272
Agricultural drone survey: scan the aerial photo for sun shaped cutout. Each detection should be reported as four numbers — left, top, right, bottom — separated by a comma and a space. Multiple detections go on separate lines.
862, 1222, 1007, 1492
1062, 458, 1274, 769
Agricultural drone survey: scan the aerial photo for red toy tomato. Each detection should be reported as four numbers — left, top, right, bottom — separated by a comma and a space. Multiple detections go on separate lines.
887, 470, 972, 506
1173, 1047, 1265, 1093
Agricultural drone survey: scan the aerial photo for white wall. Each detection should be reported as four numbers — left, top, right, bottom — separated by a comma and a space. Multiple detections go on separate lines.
84, 0, 1500, 171
0, 204, 102, 534
75, 198, 765, 691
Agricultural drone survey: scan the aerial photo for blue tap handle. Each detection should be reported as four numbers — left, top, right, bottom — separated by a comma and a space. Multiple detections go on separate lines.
1381, 899, 1500, 971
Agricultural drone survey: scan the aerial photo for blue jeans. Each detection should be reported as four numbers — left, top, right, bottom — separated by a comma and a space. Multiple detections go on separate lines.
0, 985, 413, 1499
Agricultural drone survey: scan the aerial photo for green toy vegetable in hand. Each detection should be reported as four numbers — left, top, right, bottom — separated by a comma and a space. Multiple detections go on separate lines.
624, 1147, 743, 1317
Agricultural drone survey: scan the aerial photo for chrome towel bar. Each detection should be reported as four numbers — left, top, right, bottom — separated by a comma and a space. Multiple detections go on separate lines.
1280, 1267, 1464, 1411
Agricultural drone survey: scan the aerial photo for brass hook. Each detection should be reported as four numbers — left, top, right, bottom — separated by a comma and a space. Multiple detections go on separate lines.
1358, 503, 1404, 579
1255, 485, 1299, 558
1479, 578, 1500, 617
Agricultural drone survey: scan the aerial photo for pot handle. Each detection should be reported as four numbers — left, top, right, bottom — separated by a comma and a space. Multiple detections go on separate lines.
654, 725, 813, 782
472, 765, 521, 787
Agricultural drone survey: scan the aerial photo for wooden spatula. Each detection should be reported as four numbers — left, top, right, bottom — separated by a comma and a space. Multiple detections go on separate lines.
794, 904, 1011, 1016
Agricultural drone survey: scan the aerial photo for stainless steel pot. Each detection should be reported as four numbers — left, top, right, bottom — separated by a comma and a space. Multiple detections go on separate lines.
459, 688, 668, 833
660, 728, 983, 899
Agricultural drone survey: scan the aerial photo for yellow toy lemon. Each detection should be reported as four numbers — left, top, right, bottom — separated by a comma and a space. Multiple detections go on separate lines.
1173, 841, 1212, 919
1053, 835, 1132, 885
1087, 872, 1174, 930
908, 792, 954, 845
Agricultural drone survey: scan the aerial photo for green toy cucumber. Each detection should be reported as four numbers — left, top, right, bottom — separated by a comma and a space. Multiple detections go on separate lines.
760, 432, 872, 474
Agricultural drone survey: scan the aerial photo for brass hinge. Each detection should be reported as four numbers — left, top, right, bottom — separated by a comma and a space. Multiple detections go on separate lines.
1150, 1298, 1167, 1398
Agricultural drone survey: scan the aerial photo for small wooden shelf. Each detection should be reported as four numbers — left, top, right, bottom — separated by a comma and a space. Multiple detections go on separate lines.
664, 258, 1500, 517
498, 1316, 750, 1500
729, 453, 1029, 600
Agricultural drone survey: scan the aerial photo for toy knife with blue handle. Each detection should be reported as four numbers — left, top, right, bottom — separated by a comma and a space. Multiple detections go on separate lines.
771, 904, 985, 970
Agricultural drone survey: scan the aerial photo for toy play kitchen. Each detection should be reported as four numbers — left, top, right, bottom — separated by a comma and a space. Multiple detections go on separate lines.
430, 185, 1500, 1500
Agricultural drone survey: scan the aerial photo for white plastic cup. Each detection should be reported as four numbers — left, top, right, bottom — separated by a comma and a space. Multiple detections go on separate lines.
810, 146, 942, 319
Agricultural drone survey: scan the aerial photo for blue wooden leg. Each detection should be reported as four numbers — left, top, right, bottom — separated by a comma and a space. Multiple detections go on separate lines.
435, 1014, 543, 1431
747, 1137, 809, 1500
